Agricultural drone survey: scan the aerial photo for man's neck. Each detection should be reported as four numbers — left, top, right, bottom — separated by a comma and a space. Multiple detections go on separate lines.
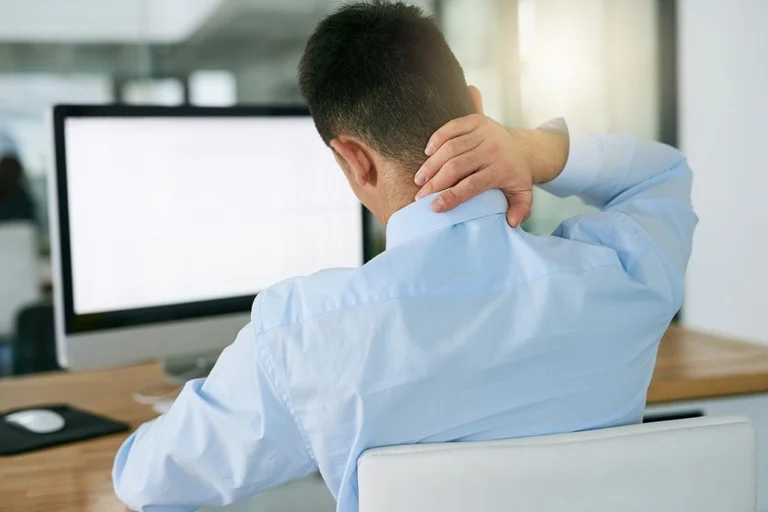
380, 178, 420, 225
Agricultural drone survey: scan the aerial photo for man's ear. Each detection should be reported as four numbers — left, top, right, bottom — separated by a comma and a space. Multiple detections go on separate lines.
330, 136, 373, 187
468, 85, 484, 115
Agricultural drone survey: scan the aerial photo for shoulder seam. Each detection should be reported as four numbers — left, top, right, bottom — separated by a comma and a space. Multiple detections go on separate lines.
254, 296, 320, 466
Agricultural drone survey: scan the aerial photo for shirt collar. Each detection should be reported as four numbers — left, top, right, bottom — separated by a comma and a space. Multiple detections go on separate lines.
386, 189, 508, 249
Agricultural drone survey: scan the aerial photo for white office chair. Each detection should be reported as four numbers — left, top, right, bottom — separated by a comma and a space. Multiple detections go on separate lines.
0, 222, 39, 338
358, 416, 757, 512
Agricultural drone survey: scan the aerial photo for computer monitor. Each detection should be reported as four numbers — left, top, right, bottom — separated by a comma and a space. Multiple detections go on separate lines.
49, 105, 367, 371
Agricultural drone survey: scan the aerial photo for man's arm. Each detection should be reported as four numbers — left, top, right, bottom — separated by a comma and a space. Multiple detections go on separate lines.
540, 119, 697, 306
416, 116, 697, 307
112, 305, 316, 511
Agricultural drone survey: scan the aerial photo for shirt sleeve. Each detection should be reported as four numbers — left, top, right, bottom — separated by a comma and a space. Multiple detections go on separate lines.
539, 119, 698, 310
112, 297, 316, 512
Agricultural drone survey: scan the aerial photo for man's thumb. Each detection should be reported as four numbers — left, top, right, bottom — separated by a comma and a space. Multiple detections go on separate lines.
505, 191, 532, 228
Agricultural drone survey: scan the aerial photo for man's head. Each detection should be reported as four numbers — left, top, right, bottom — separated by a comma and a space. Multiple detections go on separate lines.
299, 1, 482, 223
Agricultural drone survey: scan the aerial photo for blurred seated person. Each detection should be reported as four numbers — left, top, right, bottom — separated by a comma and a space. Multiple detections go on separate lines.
113, 2, 697, 512
0, 142, 36, 223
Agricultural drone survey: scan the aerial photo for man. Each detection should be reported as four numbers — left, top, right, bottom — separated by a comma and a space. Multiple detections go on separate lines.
0, 135, 36, 223
113, 2, 697, 511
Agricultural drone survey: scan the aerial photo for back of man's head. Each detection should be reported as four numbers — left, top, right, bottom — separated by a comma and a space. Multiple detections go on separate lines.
299, 1, 476, 172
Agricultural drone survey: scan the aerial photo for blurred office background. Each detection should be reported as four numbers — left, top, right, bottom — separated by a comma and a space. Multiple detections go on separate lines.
0, 0, 766, 378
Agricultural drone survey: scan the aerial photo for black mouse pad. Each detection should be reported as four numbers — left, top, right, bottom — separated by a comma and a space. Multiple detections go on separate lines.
0, 403, 130, 456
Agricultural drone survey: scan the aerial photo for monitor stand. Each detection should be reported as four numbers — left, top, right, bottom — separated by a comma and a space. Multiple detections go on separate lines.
145, 352, 220, 414
160, 351, 220, 383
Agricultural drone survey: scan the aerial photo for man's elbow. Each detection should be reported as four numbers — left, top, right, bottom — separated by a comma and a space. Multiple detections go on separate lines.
113, 433, 143, 510
113, 428, 162, 511
114, 478, 144, 512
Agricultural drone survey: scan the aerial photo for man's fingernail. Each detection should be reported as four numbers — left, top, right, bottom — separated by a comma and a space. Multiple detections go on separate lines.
414, 172, 425, 185
425, 141, 434, 155
431, 197, 444, 212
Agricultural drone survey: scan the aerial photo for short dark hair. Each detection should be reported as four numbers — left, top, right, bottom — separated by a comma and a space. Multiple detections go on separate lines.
299, 1, 475, 171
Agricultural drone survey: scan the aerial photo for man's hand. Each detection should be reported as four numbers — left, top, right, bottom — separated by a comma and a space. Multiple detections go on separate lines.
414, 114, 569, 227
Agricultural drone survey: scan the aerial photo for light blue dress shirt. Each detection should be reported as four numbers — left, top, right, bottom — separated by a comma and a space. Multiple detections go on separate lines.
113, 120, 697, 512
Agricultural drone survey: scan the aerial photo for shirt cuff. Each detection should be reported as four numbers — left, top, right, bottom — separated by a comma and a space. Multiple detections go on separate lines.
538, 118, 603, 198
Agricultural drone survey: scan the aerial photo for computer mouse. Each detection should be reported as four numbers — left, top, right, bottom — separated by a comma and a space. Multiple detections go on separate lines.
4, 409, 65, 434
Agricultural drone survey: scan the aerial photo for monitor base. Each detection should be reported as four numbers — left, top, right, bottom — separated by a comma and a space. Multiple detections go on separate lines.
160, 351, 220, 384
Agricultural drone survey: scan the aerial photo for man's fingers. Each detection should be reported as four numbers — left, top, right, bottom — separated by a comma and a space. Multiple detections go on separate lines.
506, 205, 526, 228
504, 190, 533, 227
430, 172, 492, 213
415, 133, 481, 187
416, 149, 482, 199
424, 114, 485, 156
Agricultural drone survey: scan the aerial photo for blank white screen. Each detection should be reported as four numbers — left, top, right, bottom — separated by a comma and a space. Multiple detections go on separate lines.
64, 116, 363, 315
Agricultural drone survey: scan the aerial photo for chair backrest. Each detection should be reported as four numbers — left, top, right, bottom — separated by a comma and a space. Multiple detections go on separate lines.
358, 416, 757, 512
0, 222, 39, 337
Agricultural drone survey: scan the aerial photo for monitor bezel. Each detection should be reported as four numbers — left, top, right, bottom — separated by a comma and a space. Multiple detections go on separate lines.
52, 104, 372, 334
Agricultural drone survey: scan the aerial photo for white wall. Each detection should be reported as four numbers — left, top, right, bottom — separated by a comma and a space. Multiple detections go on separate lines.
680, 0, 768, 344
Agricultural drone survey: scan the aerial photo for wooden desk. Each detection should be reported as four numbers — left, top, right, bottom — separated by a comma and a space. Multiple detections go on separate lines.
0, 364, 162, 512
648, 325, 768, 403
1, 326, 768, 511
